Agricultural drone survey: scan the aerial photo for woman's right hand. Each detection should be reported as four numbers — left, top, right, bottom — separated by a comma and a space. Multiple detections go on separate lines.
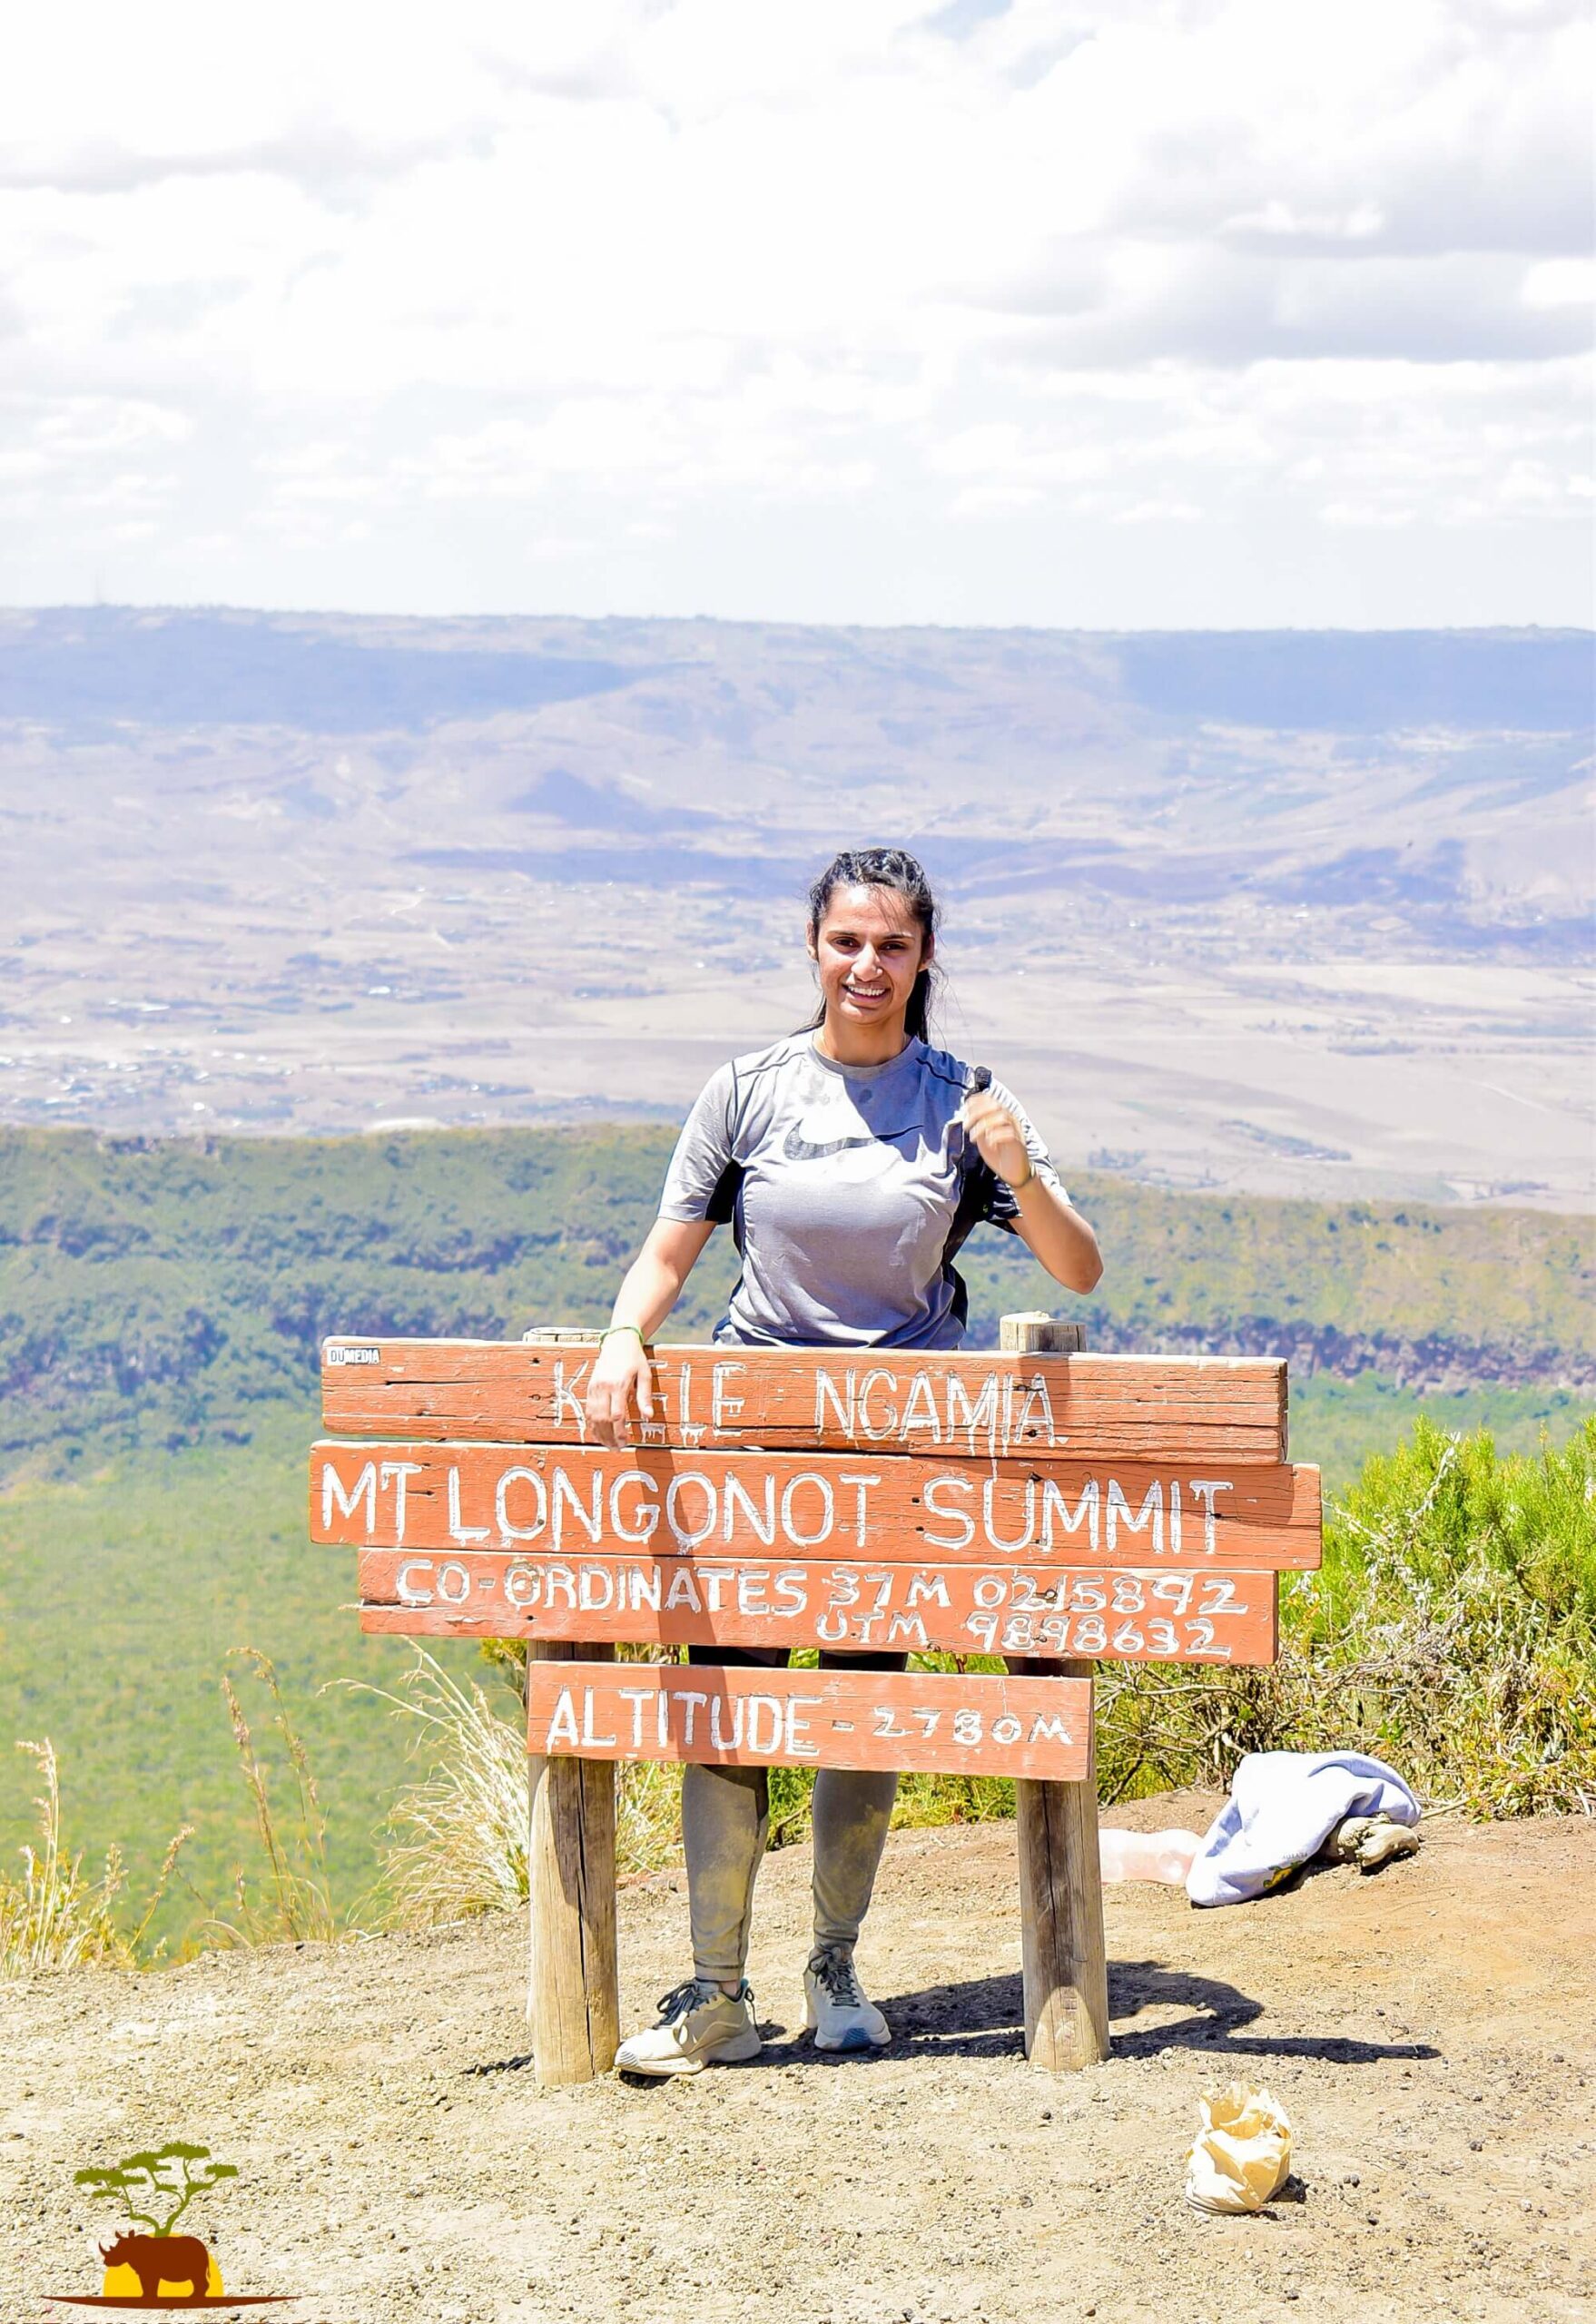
585, 1332, 655, 1449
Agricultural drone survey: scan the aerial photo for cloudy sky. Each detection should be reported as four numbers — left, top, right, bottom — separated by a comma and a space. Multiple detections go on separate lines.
2, 0, 1590, 627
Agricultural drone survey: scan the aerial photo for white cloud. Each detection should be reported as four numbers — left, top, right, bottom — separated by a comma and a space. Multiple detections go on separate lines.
0, 0, 1589, 623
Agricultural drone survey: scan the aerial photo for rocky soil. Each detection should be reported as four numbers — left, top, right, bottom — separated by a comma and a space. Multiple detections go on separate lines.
3, 1797, 1592, 2324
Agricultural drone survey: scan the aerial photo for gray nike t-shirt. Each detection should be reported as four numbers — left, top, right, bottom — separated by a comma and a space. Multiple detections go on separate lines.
657, 1031, 1064, 1348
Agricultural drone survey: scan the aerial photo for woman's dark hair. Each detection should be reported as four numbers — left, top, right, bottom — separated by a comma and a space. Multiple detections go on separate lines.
803, 846, 942, 1042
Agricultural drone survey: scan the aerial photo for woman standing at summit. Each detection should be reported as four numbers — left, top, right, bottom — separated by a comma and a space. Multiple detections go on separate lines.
585, 846, 1103, 2075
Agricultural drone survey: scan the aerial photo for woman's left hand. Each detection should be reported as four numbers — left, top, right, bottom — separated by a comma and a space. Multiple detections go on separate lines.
960, 1090, 1033, 1188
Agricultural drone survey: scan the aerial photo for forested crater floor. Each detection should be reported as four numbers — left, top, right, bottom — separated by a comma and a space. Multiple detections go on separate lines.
3, 1807, 1591, 2324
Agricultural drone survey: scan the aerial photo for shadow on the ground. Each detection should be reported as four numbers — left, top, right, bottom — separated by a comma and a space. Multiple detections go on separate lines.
470, 1960, 1438, 2083
733, 1962, 1437, 2070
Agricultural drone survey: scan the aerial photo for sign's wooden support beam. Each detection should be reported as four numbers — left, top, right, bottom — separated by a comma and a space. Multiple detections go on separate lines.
1001, 1313, 1111, 2076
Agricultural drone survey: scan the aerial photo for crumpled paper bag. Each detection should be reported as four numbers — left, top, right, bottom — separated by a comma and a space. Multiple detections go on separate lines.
1184, 2082, 1292, 2214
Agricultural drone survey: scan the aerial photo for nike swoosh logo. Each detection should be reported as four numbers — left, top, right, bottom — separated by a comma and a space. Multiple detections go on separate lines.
783, 1122, 883, 1162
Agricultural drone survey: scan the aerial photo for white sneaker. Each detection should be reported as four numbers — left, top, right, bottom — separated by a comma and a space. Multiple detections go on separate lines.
615, 1979, 762, 2077
804, 1945, 891, 2053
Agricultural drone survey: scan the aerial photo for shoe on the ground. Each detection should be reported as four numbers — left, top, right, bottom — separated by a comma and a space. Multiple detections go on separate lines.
804, 1945, 891, 2053
615, 1978, 762, 2077
1322, 1813, 1421, 1872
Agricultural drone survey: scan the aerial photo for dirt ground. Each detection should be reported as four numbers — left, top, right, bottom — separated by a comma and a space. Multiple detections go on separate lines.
3, 1797, 1592, 2324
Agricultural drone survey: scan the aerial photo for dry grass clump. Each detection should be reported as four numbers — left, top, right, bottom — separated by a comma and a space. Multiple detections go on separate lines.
363, 1651, 680, 1928
202, 1647, 343, 1945
0, 1739, 188, 1979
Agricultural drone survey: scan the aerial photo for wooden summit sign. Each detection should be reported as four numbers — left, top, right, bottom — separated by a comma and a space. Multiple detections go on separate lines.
310, 1318, 1322, 2084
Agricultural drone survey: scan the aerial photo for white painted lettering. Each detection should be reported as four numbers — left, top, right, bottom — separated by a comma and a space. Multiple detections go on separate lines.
437, 1560, 470, 1604
707, 1693, 744, 1750
857, 1369, 899, 1440
495, 1465, 547, 1541
1107, 1479, 1164, 1555
677, 1689, 708, 1746
628, 1565, 663, 1611
664, 1568, 704, 1612
745, 1694, 783, 1756
1012, 1377, 1059, 1447
921, 1473, 975, 1550
1041, 1478, 1099, 1553
982, 1475, 1037, 1553
773, 1569, 809, 1613
665, 1471, 717, 1550
813, 1368, 855, 1439
395, 1559, 434, 1606
906, 1571, 951, 1608
1187, 1480, 1232, 1553
947, 1372, 999, 1454
577, 1566, 615, 1612
609, 1472, 660, 1544
322, 1459, 377, 1537
885, 1613, 929, 1647
785, 1696, 823, 1758
736, 1569, 771, 1618
710, 1361, 746, 1433
545, 1689, 580, 1749
900, 1371, 941, 1442
781, 1472, 835, 1548
723, 1473, 776, 1547
447, 1467, 488, 1544
580, 1689, 616, 1748
550, 1359, 589, 1440
552, 1467, 603, 1548
618, 1688, 650, 1750
379, 1461, 423, 1540
838, 1469, 879, 1547
544, 1564, 576, 1609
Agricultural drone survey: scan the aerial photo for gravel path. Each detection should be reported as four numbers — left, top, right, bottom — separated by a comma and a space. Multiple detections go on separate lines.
3, 1797, 1592, 2323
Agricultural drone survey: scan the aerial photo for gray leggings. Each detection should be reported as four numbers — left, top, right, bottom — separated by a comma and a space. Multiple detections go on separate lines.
682, 1647, 907, 1986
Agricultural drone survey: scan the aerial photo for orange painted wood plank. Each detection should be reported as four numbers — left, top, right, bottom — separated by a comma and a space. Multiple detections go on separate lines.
320, 1339, 1287, 1462
311, 1441, 1321, 1569
356, 1551, 1278, 1664
524, 1661, 1092, 1780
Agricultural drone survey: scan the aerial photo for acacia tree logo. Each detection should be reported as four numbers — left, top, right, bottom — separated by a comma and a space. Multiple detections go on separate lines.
76, 2142, 239, 2244
48, 2142, 292, 2309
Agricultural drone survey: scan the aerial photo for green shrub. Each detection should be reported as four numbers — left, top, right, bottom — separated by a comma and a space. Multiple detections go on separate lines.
1095, 1414, 1596, 1815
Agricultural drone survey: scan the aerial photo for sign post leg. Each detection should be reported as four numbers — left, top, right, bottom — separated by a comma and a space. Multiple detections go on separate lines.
526, 1640, 620, 2085
1001, 1312, 1110, 2072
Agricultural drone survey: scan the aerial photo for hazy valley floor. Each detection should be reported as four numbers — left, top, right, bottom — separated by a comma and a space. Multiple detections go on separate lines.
3, 1802, 1591, 2324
